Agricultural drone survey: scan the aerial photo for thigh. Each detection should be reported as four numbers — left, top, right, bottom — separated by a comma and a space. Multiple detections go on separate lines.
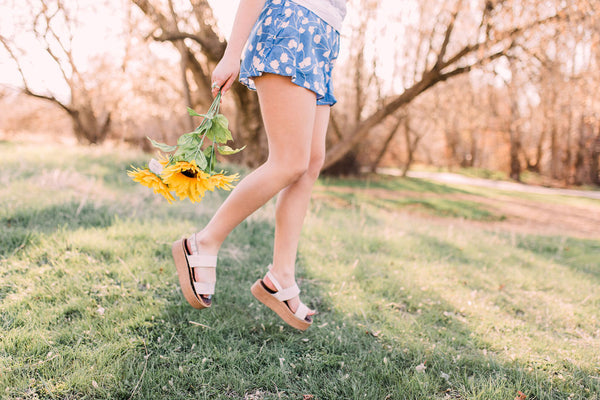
310, 105, 331, 159
254, 73, 317, 165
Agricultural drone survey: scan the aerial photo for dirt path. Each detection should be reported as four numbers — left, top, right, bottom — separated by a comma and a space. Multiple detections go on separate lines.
319, 173, 600, 239
453, 192, 600, 239
380, 169, 600, 200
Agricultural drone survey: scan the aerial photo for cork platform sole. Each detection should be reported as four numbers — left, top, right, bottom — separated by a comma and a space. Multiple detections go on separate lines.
251, 279, 312, 331
172, 239, 211, 309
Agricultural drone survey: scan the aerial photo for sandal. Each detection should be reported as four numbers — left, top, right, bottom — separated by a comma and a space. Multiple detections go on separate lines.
250, 266, 313, 331
171, 233, 216, 309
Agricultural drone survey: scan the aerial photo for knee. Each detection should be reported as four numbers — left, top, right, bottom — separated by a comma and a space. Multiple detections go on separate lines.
305, 151, 325, 181
287, 161, 310, 183
268, 156, 309, 185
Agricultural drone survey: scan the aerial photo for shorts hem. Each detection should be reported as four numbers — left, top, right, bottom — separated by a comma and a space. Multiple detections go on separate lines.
240, 70, 337, 106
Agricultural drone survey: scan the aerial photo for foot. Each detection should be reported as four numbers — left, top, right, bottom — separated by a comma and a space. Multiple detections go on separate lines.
263, 273, 316, 320
185, 234, 219, 305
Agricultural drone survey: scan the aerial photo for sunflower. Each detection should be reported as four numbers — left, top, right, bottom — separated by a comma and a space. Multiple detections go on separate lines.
161, 160, 213, 203
128, 167, 175, 203
157, 153, 170, 168
209, 172, 239, 191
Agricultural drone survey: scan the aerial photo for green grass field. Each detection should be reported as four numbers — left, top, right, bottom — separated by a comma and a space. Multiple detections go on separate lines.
1, 141, 599, 399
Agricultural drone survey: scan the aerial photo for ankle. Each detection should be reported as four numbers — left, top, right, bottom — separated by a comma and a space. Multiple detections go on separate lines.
267, 267, 295, 288
189, 231, 221, 255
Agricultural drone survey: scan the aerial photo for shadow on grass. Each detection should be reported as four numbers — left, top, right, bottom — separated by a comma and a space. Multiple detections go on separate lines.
0, 202, 118, 257
318, 178, 505, 222
2, 141, 598, 399
3, 213, 599, 399
321, 175, 473, 195
2, 202, 117, 232
515, 235, 600, 281
297, 231, 600, 399
90, 221, 597, 400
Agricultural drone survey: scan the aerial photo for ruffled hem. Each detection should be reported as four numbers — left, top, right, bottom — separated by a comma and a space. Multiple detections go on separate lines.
240, 72, 336, 106
240, 62, 328, 99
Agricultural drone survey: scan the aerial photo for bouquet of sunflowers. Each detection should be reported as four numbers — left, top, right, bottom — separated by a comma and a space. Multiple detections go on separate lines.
128, 92, 243, 203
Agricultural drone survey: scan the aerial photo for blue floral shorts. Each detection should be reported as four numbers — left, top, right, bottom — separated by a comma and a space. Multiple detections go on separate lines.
239, 0, 341, 106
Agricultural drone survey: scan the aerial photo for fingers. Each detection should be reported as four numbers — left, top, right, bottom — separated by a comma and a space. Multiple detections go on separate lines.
211, 58, 240, 97
211, 75, 237, 97
211, 81, 222, 98
221, 76, 236, 94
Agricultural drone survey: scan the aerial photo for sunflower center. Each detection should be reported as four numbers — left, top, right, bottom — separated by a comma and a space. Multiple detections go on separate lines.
181, 169, 197, 178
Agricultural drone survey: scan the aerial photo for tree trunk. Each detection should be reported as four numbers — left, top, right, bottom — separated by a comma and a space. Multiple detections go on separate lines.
466, 130, 477, 168
444, 128, 459, 168
401, 114, 414, 177
573, 115, 588, 186
70, 107, 112, 144
131, 0, 268, 165
564, 109, 573, 185
550, 123, 560, 179
178, 44, 194, 132
589, 125, 600, 186
369, 113, 404, 173
509, 130, 521, 181
0, 5, 113, 146
526, 124, 545, 173
322, 150, 362, 176
230, 82, 266, 167
508, 66, 521, 182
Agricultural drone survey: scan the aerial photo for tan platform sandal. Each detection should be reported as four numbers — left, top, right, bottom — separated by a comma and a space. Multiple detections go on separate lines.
251, 266, 313, 331
171, 233, 216, 309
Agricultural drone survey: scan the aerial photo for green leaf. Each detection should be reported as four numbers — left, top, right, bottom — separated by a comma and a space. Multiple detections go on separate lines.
147, 137, 177, 153
195, 119, 212, 135
192, 150, 208, 170
214, 114, 229, 131
187, 107, 202, 117
207, 114, 233, 144
204, 146, 214, 157
217, 145, 246, 155
177, 133, 195, 147
173, 146, 185, 158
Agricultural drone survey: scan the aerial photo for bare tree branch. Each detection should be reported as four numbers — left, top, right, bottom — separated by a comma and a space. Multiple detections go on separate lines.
435, 0, 463, 70
0, 33, 73, 114
323, 6, 569, 170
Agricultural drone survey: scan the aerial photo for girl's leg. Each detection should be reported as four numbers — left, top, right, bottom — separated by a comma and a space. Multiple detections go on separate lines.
189, 73, 317, 259
264, 105, 331, 315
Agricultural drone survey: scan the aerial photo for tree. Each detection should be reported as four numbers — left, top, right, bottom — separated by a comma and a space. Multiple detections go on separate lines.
0, 0, 112, 144
322, 0, 584, 173
130, 0, 267, 166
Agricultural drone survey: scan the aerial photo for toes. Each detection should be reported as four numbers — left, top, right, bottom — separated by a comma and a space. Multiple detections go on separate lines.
200, 295, 212, 306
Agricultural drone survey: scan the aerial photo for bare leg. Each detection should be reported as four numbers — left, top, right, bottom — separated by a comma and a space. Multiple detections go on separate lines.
189, 73, 317, 261
263, 105, 330, 315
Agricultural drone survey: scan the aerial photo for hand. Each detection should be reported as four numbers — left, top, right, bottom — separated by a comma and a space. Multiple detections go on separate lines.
211, 53, 241, 97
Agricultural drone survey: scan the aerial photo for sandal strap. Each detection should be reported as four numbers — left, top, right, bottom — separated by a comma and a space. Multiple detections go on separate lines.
273, 285, 300, 302
266, 270, 300, 301
185, 234, 217, 296
187, 254, 217, 268
193, 280, 215, 295
265, 269, 282, 291
191, 265, 216, 279
188, 233, 198, 254
294, 302, 309, 320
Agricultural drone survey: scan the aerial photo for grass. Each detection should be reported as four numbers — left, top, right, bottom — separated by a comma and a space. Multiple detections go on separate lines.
1, 141, 599, 399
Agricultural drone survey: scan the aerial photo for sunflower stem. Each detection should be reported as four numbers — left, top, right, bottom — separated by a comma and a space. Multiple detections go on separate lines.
211, 143, 216, 174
